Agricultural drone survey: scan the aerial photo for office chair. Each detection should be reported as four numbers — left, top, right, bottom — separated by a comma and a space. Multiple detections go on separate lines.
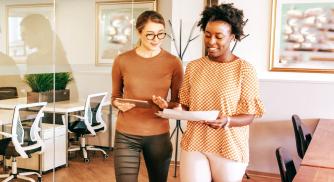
0, 87, 18, 100
275, 147, 297, 182
0, 102, 47, 182
66, 92, 109, 163
291, 114, 312, 158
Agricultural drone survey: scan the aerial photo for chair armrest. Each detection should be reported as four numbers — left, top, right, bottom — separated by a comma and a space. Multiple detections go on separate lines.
61, 114, 84, 125
0, 131, 12, 138
70, 115, 85, 120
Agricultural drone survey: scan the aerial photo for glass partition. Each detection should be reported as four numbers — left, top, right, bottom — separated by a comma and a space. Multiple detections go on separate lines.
1, 0, 162, 181
0, 0, 60, 181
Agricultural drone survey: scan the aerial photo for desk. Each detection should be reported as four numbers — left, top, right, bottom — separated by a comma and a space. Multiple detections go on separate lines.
4, 124, 66, 172
0, 110, 13, 169
301, 119, 334, 169
294, 166, 334, 182
0, 97, 84, 112
293, 119, 334, 182
0, 97, 112, 166
0, 110, 13, 125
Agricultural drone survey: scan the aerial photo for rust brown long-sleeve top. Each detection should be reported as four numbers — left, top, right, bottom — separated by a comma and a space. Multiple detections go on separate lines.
112, 49, 183, 136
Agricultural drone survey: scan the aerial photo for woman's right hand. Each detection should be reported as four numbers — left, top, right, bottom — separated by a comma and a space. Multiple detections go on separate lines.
113, 99, 135, 112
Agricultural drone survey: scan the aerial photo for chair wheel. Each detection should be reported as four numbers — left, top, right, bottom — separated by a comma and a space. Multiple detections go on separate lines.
84, 158, 90, 163
104, 154, 109, 159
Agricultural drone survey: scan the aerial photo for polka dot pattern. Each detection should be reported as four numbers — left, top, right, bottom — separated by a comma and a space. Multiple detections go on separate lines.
179, 57, 264, 163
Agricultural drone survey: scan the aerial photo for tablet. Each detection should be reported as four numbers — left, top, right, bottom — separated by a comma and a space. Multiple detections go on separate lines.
116, 98, 151, 108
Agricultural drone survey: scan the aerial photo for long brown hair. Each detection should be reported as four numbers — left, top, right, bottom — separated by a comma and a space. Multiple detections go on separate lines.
136, 10, 165, 33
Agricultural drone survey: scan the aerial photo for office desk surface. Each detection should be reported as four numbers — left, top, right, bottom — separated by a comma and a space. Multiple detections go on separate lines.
0, 97, 110, 113
301, 119, 334, 169
0, 97, 84, 113
0, 110, 13, 125
294, 166, 334, 182
0, 97, 26, 109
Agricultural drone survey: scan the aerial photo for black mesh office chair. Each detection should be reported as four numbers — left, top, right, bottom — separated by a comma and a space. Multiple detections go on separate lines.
0, 102, 46, 182
276, 147, 297, 182
291, 114, 312, 158
66, 92, 109, 163
0, 87, 18, 100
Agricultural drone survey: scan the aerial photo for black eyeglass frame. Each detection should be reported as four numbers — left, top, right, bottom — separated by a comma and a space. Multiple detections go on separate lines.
145, 32, 167, 40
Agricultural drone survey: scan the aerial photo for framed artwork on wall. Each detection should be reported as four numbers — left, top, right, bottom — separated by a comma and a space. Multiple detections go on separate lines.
6, 3, 54, 63
205, 0, 218, 7
95, 1, 156, 66
269, 0, 334, 73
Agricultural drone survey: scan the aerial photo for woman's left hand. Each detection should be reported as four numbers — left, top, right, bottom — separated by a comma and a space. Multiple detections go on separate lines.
204, 116, 227, 129
152, 95, 168, 109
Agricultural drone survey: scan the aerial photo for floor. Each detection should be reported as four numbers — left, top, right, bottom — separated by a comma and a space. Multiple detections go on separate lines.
0, 151, 281, 182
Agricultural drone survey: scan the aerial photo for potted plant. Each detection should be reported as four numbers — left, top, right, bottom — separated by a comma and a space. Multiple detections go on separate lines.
24, 72, 73, 103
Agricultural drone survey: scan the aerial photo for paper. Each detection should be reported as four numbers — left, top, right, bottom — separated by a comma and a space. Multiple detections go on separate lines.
156, 109, 219, 121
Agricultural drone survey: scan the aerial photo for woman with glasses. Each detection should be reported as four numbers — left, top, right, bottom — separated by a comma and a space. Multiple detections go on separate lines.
112, 10, 183, 182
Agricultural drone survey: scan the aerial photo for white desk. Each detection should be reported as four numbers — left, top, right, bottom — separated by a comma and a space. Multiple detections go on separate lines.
0, 110, 13, 125
0, 97, 112, 166
0, 97, 85, 112
0, 97, 25, 109
3, 124, 66, 172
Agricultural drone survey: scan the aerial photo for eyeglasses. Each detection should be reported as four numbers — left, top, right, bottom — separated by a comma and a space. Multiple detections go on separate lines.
145, 32, 167, 40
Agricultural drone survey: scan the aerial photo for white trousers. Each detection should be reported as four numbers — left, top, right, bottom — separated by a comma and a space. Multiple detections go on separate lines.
180, 150, 247, 182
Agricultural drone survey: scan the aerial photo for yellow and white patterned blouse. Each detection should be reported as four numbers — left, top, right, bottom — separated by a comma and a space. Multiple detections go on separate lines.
179, 56, 264, 163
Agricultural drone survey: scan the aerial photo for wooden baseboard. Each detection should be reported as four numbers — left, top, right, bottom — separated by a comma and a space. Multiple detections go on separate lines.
246, 170, 280, 179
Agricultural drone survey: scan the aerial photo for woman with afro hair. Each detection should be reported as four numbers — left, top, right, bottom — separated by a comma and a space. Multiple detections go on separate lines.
178, 3, 264, 182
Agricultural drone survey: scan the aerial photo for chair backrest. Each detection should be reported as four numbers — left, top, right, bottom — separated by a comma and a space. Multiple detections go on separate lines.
11, 102, 47, 158
0, 87, 18, 100
83, 92, 108, 135
276, 147, 297, 182
291, 114, 312, 158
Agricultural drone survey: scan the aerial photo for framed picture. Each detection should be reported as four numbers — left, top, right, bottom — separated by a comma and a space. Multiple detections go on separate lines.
6, 3, 53, 63
95, 1, 156, 66
205, 0, 218, 7
269, 0, 334, 73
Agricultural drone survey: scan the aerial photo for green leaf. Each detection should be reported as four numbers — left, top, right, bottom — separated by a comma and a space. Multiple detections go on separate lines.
24, 72, 73, 92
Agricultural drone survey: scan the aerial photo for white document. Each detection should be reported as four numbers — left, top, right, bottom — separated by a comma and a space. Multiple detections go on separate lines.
156, 109, 219, 121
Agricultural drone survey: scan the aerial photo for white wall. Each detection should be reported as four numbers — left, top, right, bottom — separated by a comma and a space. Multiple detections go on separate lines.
168, 0, 204, 62
157, 0, 172, 51
55, 0, 95, 66
55, 0, 112, 100
221, 0, 334, 82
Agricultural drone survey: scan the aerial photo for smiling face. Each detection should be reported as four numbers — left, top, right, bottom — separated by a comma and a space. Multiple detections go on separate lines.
138, 21, 165, 51
204, 21, 235, 61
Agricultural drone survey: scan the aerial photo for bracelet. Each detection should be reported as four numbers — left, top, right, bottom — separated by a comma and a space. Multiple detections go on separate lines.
224, 116, 231, 129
